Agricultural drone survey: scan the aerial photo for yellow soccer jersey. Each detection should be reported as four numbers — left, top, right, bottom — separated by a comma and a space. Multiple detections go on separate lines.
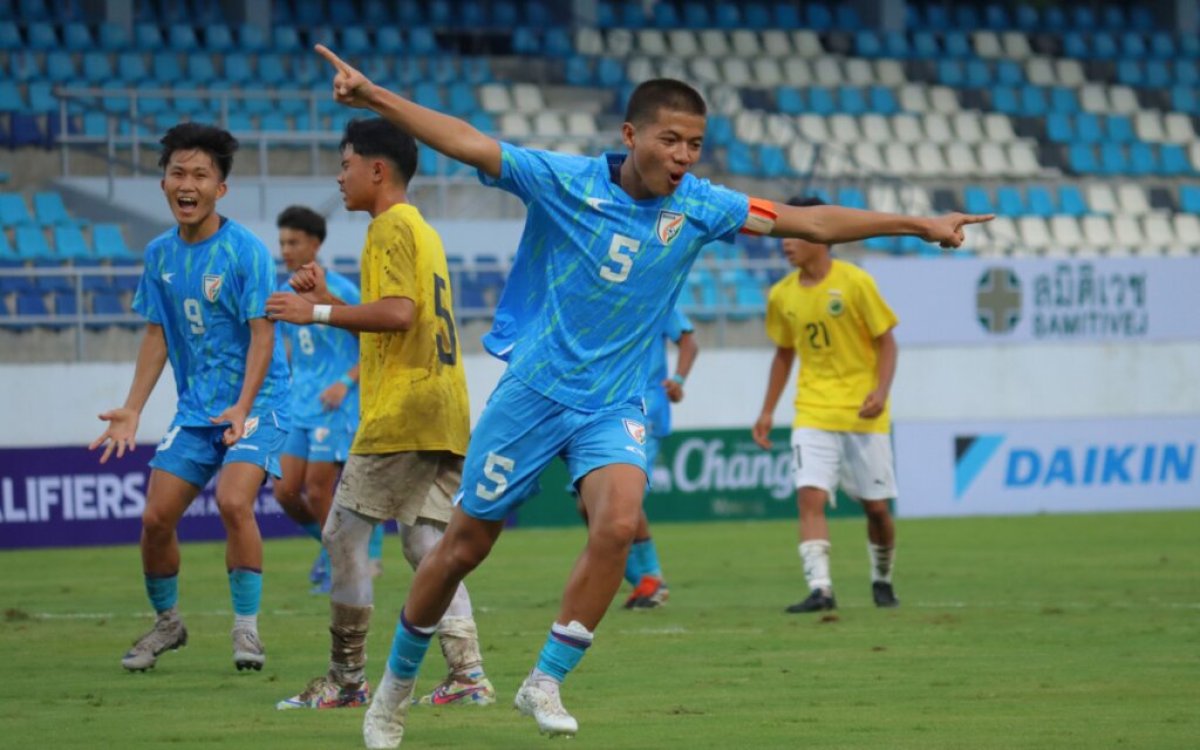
352, 203, 470, 455
765, 259, 898, 434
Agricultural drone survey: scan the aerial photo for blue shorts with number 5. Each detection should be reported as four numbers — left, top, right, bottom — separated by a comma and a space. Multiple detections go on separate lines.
456, 373, 649, 522
150, 411, 287, 489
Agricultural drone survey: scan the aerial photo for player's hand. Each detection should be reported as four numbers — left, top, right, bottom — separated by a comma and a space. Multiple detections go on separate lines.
921, 213, 994, 249
859, 389, 887, 419
315, 44, 374, 109
266, 292, 315, 324
89, 407, 139, 464
752, 413, 774, 450
662, 378, 684, 403
211, 405, 248, 446
289, 262, 328, 297
319, 381, 348, 411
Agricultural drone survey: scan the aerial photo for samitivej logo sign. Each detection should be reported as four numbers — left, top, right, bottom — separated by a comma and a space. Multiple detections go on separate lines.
975, 267, 1022, 334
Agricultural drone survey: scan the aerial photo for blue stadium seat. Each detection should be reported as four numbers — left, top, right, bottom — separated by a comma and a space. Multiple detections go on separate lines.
273, 26, 301, 52
758, 145, 790, 178
375, 26, 402, 54
26, 21, 56, 50
446, 83, 476, 117
257, 53, 288, 87
565, 56, 592, 87
964, 60, 990, 87
410, 28, 438, 55
307, 25, 336, 50
995, 186, 1026, 216
1120, 32, 1146, 59
776, 87, 804, 115
1128, 142, 1157, 175
1180, 185, 1200, 214
46, 51, 79, 85
1105, 115, 1134, 143
1098, 143, 1128, 174
223, 52, 252, 86
1057, 185, 1087, 216
856, 31, 883, 58
0, 21, 20, 50
33, 192, 74, 227
743, 2, 770, 29
1049, 87, 1079, 114
63, 22, 92, 50
943, 31, 971, 57
89, 291, 129, 328
995, 60, 1023, 86
92, 223, 135, 260
1092, 32, 1118, 59
963, 186, 994, 215
1068, 144, 1098, 173
167, 23, 199, 51
236, 22, 267, 51
340, 27, 371, 55
1170, 86, 1198, 115
1116, 59, 1142, 86
1076, 113, 1102, 142
81, 51, 114, 85
836, 186, 867, 209
1045, 113, 1073, 143
97, 22, 128, 50
773, 1, 800, 27
51, 225, 88, 260
205, 23, 233, 51
463, 58, 493, 85
134, 22, 164, 49
1026, 186, 1055, 217
543, 28, 572, 57
706, 115, 733, 147
1145, 61, 1171, 88
27, 82, 56, 114
1161, 145, 1191, 176
187, 53, 217, 84
808, 87, 835, 114
16, 290, 50, 324
1018, 85, 1047, 117
725, 142, 757, 176
838, 86, 867, 115
151, 51, 183, 84
15, 226, 51, 260
117, 52, 149, 84
0, 193, 35, 227
1151, 32, 1177, 58
1175, 61, 1199, 86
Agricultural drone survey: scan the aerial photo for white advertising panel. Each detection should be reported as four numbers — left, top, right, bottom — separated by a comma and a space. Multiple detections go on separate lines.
894, 417, 1200, 517
861, 257, 1200, 346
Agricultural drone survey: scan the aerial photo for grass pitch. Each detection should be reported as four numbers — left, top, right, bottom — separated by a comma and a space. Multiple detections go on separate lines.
2, 510, 1197, 749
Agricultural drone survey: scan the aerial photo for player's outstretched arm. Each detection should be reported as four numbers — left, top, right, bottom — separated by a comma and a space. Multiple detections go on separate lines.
90, 324, 168, 463
771, 203, 993, 248
266, 291, 415, 333
315, 44, 502, 178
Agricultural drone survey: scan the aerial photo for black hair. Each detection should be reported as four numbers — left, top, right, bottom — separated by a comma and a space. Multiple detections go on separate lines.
276, 205, 327, 243
339, 117, 418, 184
786, 195, 827, 208
158, 122, 238, 180
623, 78, 707, 127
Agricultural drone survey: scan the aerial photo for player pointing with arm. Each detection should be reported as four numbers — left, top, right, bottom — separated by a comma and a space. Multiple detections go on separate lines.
90, 123, 291, 673
313, 45, 991, 749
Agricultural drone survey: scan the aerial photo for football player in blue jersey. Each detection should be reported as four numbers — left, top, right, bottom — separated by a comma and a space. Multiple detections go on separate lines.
270, 206, 384, 594
316, 46, 993, 747
90, 123, 291, 674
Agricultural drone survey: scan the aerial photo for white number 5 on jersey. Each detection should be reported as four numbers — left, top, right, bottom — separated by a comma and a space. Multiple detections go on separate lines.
599, 234, 640, 283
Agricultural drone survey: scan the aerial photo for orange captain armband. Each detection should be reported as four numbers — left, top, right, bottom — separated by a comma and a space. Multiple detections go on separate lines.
740, 197, 778, 236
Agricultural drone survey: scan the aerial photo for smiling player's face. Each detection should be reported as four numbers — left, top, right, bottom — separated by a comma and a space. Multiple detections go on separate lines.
624, 107, 706, 198
161, 149, 226, 234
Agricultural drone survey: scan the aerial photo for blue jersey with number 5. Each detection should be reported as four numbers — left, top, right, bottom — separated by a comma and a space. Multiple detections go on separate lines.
277, 268, 361, 429
133, 218, 291, 427
478, 143, 748, 411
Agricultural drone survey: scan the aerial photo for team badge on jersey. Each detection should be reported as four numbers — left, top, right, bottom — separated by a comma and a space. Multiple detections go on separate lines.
203, 274, 224, 303
313, 427, 329, 443
655, 210, 686, 245
243, 416, 260, 438
828, 291, 845, 316
623, 418, 647, 445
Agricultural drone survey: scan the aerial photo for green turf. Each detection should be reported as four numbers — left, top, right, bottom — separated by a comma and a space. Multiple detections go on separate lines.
2, 511, 1198, 749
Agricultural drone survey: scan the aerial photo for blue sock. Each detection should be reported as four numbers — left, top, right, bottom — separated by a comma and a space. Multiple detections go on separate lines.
228, 567, 262, 617
535, 622, 593, 683
145, 573, 178, 613
387, 609, 435, 679
368, 522, 384, 561
623, 545, 643, 586
300, 521, 322, 542
637, 537, 663, 580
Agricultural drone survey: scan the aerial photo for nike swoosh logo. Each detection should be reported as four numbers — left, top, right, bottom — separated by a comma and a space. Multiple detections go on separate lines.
585, 197, 610, 210
162, 272, 175, 283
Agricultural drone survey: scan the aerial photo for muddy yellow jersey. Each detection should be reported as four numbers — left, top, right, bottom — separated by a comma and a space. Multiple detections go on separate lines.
765, 260, 897, 434
352, 203, 469, 455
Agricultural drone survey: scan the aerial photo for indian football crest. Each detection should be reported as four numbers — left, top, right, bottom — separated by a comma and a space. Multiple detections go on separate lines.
203, 274, 224, 303
243, 416, 260, 438
313, 427, 330, 443
655, 210, 686, 245
623, 418, 647, 445
827, 290, 845, 316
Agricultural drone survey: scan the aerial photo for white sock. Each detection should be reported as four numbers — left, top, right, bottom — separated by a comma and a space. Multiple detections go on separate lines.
868, 542, 895, 583
530, 667, 561, 690
799, 540, 832, 593
234, 614, 258, 631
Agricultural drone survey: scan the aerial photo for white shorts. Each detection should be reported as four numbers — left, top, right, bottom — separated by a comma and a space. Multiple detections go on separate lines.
790, 428, 898, 503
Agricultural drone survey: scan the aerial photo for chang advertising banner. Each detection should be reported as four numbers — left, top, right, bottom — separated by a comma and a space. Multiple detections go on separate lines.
861, 257, 1200, 346
514, 428, 866, 528
0, 446, 301, 549
894, 417, 1200, 518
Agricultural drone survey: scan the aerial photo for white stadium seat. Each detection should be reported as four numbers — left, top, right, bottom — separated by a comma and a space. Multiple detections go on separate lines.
860, 114, 892, 143
1049, 216, 1085, 250
891, 114, 924, 143
565, 112, 597, 138
1007, 142, 1042, 176
721, 59, 752, 87
668, 29, 699, 57
752, 58, 784, 87
882, 143, 916, 175
945, 142, 981, 175
1142, 214, 1176, 246
511, 83, 544, 113
922, 113, 953, 144
1056, 59, 1086, 87
983, 113, 1017, 142
532, 112, 564, 137
813, 58, 844, 86
897, 84, 929, 113
1025, 57, 1055, 86
952, 112, 985, 144
636, 30, 667, 56
761, 30, 792, 56
851, 142, 886, 172
1079, 84, 1109, 113
1116, 184, 1150, 215
1001, 31, 1032, 59
797, 114, 830, 142
1081, 215, 1115, 247
1163, 113, 1196, 144
734, 111, 765, 143
845, 58, 874, 86
973, 31, 1002, 58
874, 60, 906, 86
828, 113, 861, 144
1134, 112, 1165, 142
1017, 216, 1053, 251
928, 85, 960, 113
914, 143, 948, 176
977, 143, 1010, 175
730, 30, 761, 57
782, 58, 813, 86
605, 29, 633, 57
1108, 85, 1139, 114
574, 28, 602, 56
478, 83, 511, 113
1086, 184, 1119, 215
791, 30, 822, 56
499, 113, 530, 138
763, 113, 796, 145
699, 30, 730, 57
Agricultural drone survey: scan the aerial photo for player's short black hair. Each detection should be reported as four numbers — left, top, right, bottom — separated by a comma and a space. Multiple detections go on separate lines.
624, 78, 707, 127
276, 205, 326, 243
786, 195, 827, 208
158, 122, 238, 180
340, 117, 418, 185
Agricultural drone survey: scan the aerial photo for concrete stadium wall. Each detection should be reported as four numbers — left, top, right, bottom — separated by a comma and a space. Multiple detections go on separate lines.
3, 342, 1198, 449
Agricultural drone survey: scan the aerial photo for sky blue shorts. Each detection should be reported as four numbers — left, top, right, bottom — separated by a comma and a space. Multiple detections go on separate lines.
456, 373, 649, 521
281, 419, 354, 464
149, 412, 286, 489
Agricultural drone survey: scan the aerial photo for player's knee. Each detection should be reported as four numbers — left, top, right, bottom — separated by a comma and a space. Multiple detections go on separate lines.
141, 505, 175, 538
862, 500, 891, 521
441, 535, 489, 575
215, 494, 255, 528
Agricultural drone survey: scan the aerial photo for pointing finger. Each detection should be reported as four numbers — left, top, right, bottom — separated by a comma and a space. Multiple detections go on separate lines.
960, 213, 995, 225
314, 44, 349, 72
